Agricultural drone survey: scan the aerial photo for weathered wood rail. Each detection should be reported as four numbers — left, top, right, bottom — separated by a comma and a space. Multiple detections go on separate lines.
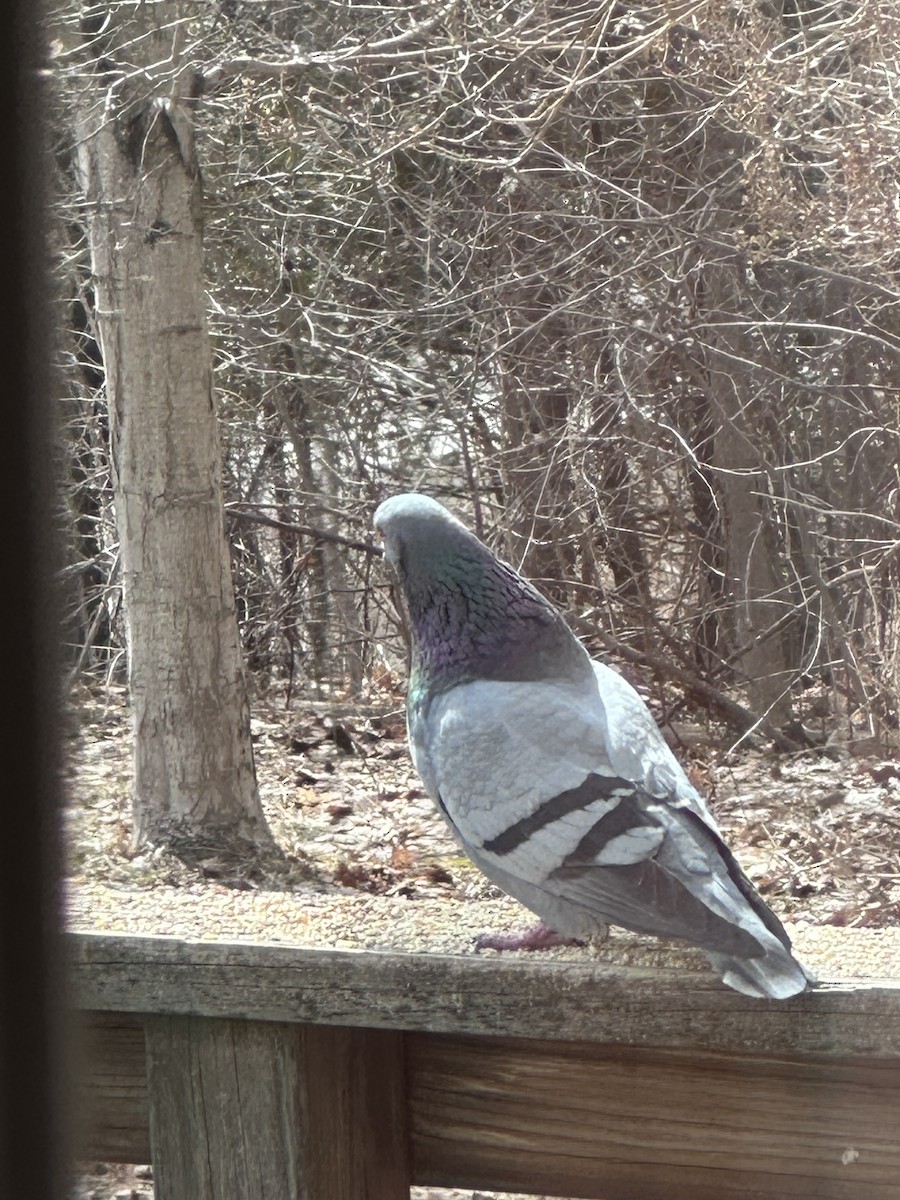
71, 932, 900, 1200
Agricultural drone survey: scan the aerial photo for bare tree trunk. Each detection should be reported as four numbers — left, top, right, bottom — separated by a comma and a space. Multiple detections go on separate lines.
495, 245, 577, 607
702, 266, 795, 727
585, 367, 655, 645
680, 389, 731, 675
499, 335, 575, 605
70, 3, 274, 854
641, 72, 794, 725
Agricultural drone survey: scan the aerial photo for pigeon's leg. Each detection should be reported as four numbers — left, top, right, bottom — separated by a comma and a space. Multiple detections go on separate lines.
474, 920, 583, 952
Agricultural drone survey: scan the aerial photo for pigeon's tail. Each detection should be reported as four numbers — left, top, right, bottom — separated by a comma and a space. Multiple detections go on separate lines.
683, 811, 815, 999
706, 939, 816, 1000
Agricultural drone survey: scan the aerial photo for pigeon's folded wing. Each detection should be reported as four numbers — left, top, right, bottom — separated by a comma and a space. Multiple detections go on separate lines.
414, 673, 791, 959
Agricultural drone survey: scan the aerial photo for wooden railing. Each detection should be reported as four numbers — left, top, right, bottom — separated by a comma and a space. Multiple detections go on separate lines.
71, 931, 900, 1200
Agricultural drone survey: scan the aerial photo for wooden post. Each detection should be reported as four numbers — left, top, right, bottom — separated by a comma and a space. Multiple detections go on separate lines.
144, 1017, 411, 1200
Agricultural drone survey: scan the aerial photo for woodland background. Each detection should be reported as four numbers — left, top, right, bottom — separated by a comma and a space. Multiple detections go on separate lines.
50, 0, 900, 851
47, 5, 900, 1194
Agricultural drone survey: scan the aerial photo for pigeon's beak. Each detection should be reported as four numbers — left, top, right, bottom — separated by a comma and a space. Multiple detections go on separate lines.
373, 520, 398, 568
380, 537, 401, 569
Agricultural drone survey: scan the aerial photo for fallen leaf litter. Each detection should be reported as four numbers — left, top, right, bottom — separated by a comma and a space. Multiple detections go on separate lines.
64, 690, 900, 981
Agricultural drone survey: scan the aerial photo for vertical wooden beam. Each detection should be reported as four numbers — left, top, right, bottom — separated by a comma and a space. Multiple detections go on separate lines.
145, 1017, 410, 1200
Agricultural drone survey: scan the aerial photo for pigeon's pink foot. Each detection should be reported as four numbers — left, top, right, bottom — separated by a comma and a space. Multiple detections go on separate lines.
474, 920, 583, 952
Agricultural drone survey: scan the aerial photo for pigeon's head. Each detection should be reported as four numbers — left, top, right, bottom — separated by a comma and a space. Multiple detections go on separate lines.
373, 492, 592, 693
373, 493, 481, 576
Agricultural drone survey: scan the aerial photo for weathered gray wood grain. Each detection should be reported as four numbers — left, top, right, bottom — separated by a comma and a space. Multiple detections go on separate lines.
79, 1013, 900, 1200
146, 1017, 305, 1199
69, 932, 900, 1056
75, 1011, 150, 1162
409, 1033, 900, 1200
144, 1016, 410, 1200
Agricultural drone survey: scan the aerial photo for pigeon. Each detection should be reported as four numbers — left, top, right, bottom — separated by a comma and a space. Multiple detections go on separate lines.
373, 492, 813, 999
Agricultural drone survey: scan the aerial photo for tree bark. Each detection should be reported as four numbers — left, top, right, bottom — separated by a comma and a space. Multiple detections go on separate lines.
704, 299, 795, 727
71, 3, 274, 853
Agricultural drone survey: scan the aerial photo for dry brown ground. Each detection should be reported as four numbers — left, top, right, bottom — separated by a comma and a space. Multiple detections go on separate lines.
65, 682, 900, 1199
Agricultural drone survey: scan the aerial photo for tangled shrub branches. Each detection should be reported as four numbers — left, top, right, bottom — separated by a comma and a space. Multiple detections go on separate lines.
55, 0, 900, 741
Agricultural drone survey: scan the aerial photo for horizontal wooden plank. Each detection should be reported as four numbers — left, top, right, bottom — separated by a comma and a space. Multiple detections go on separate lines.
68, 932, 900, 1056
409, 1033, 900, 1200
78, 1014, 900, 1200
